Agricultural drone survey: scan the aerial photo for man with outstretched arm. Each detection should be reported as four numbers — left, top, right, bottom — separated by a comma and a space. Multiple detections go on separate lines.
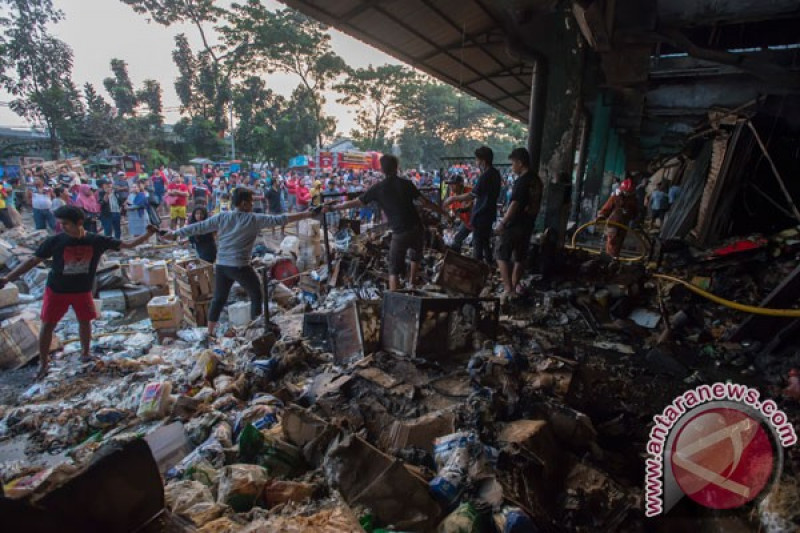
0, 206, 158, 380
329, 154, 451, 291
161, 187, 323, 339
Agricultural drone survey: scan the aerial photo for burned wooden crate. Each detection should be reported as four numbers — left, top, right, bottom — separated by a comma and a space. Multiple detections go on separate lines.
184, 298, 211, 327
380, 291, 499, 358
172, 258, 214, 301
302, 300, 377, 363
434, 250, 491, 296
0, 316, 61, 370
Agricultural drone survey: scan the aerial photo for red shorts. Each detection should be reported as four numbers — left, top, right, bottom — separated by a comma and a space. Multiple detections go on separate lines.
41, 287, 98, 323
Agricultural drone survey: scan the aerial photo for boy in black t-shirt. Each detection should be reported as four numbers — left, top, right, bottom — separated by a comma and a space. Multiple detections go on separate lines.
0, 206, 157, 379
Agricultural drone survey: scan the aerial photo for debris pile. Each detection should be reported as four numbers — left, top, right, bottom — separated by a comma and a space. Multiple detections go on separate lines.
1, 219, 799, 532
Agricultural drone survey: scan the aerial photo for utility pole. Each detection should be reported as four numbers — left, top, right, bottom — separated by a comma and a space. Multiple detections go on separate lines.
230, 106, 235, 160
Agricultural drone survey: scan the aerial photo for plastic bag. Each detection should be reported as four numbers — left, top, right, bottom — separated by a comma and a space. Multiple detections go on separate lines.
137, 381, 172, 420
438, 502, 483, 533
189, 350, 220, 383
164, 480, 214, 514
166, 436, 225, 480
233, 401, 282, 439
216, 464, 270, 512
238, 424, 265, 463
493, 507, 537, 533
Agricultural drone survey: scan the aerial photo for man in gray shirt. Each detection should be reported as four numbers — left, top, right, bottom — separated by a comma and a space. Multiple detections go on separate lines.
164, 187, 321, 338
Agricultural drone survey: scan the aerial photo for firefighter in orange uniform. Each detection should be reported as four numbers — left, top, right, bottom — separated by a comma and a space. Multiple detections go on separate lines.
597, 178, 638, 258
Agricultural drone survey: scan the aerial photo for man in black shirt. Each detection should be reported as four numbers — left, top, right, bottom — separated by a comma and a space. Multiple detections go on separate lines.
443, 146, 501, 263
331, 154, 449, 290
266, 178, 286, 236
0, 206, 156, 379
495, 148, 542, 300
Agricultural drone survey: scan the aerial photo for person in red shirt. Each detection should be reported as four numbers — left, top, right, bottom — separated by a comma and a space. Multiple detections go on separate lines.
286, 175, 298, 212
295, 179, 311, 211
167, 174, 191, 229
445, 173, 473, 254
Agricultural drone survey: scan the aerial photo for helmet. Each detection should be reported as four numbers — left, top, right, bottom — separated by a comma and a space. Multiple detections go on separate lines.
619, 179, 634, 193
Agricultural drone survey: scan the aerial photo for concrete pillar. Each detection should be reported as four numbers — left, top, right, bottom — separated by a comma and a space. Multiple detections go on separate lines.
580, 93, 611, 223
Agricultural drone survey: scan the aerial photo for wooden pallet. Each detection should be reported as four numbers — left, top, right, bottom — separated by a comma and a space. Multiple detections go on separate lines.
173, 258, 214, 301
183, 298, 212, 327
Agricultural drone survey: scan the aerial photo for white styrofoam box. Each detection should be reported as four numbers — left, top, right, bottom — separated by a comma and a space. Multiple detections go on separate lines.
297, 219, 321, 237
144, 261, 169, 287
128, 258, 147, 283
228, 301, 251, 327
279, 236, 300, 257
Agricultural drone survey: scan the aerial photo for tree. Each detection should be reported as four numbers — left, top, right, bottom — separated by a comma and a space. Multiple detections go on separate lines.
335, 64, 414, 152
75, 83, 125, 154
0, 0, 83, 157
227, 3, 347, 148
173, 115, 226, 159
232, 76, 283, 164
137, 79, 164, 124
121, 0, 247, 132
395, 78, 527, 168
103, 58, 137, 116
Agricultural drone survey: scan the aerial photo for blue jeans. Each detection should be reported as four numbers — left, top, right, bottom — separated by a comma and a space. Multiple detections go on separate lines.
101, 212, 121, 239
33, 208, 56, 230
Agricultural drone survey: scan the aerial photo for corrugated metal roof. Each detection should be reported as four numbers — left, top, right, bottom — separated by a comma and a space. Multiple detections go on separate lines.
278, 0, 532, 122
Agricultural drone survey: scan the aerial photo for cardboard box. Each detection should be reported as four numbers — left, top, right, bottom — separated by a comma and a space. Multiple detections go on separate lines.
144, 261, 169, 287
0, 317, 61, 369
383, 410, 456, 453
128, 259, 148, 283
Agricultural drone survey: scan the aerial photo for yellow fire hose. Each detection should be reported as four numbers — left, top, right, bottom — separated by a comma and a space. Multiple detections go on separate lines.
569, 219, 800, 317
568, 219, 651, 262
653, 273, 800, 318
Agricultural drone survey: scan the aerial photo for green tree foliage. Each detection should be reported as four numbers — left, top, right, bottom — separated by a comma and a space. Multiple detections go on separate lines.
122, 0, 244, 132
227, 2, 346, 148
77, 83, 124, 154
103, 58, 137, 116
335, 64, 414, 152
137, 80, 164, 123
173, 115, 226, 159
232, 76, 284, 165
0, 0, 83, 158
395, 79, 527, 169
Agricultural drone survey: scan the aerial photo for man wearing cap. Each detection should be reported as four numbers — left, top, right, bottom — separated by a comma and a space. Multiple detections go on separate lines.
443, 146, 501, 263
495, 148, 542, 300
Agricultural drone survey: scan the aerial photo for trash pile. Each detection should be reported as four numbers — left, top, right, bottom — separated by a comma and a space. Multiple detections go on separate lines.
1, 219, 800, 532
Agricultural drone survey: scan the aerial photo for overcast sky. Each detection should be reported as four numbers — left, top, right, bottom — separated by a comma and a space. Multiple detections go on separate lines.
0, 0, 400, 134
